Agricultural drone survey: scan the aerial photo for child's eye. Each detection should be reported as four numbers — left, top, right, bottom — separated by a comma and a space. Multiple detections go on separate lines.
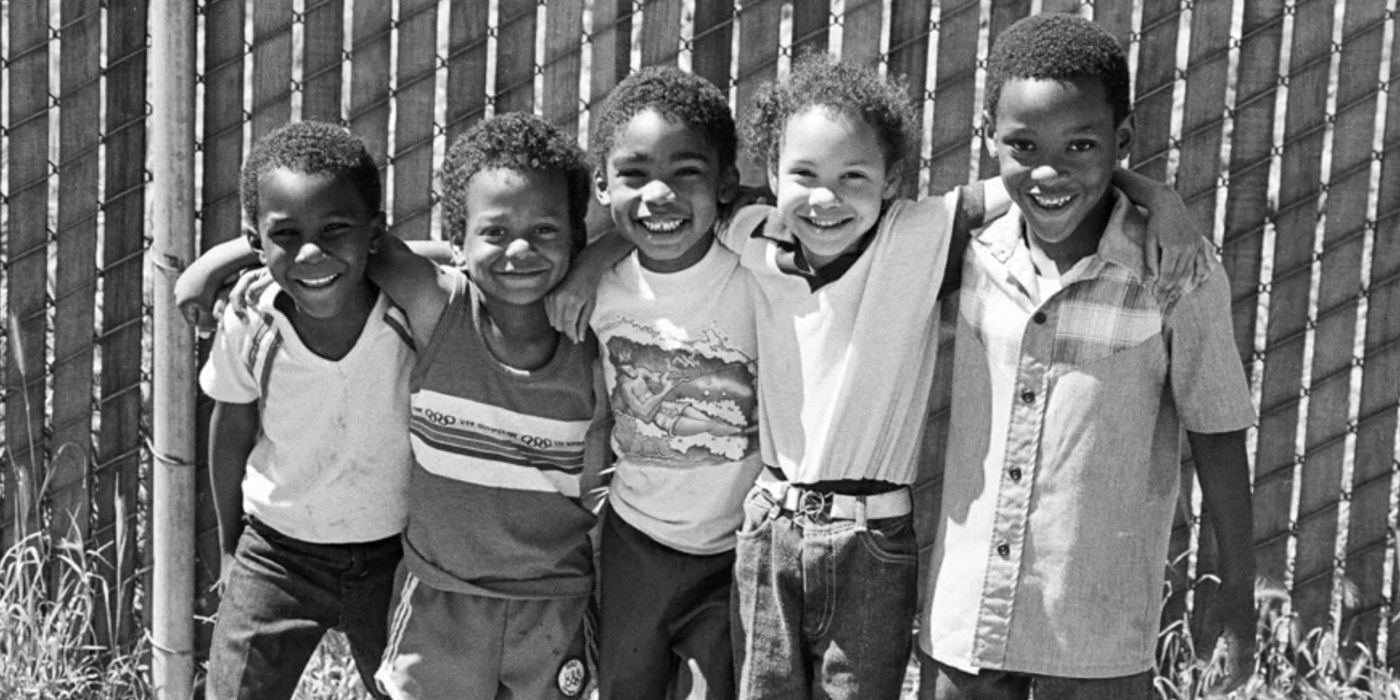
1068, 141, 1098, 153
841, 171, 869, 182
615, 168, 647, 181
533, 225, 561, 238
477, 227, 506, 239
1006, 140, 1035, 152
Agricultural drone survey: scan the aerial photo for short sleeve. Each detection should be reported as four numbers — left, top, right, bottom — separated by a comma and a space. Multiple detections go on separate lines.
1165, 260, 1256, 433
199, 305, 260, 404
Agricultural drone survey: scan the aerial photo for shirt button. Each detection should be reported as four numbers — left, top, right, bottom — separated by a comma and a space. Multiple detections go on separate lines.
996, 543, 1011, 557
1032, 312, 1047, 324
1009, 467, 1022, 481
1021, 391, 1036, 404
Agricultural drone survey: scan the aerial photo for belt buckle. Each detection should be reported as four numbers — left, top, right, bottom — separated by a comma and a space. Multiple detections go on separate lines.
798, 490, 832, 522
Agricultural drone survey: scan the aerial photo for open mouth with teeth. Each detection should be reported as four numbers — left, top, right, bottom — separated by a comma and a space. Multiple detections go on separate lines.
801, 213, 852, 229
639, 217, 686, 234
295, 273, 341, 289
1030, 193, 1075, 210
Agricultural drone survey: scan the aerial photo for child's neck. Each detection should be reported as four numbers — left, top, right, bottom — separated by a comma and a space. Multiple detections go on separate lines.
477, 296, 560, 371
639, 234, 714, 274
282, 283, 377, 362
1025, 192, 1114, 277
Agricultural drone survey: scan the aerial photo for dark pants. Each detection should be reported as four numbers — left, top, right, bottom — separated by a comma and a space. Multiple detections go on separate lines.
919, 650, 1155, 700
598, 508, 737, 700
207, 517, 401, 700
731, 486, 918, 700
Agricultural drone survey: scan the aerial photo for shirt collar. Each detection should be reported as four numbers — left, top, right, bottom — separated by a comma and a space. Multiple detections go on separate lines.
757, 208, 879, 292
973, 187, 1151, 282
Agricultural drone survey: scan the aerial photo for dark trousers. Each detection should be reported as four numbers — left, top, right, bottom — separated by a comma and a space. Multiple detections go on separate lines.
207, 517, 401, 700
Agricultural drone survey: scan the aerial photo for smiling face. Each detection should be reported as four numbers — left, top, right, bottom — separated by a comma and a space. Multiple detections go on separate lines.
455, 167, 574, 307
598, 109, 737, 273
256, 167, 383, 320
768, 107, 900, 270
990, 76, 1133, 254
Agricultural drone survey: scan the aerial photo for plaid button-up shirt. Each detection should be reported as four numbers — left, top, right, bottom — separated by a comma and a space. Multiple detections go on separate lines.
920, 191, 1255, 678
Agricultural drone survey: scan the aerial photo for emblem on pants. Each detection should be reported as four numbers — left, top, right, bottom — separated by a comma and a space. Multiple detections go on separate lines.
557, 657, 585, 697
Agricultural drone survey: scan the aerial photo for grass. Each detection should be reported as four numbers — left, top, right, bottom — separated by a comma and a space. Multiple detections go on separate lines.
0, 531, 148, 699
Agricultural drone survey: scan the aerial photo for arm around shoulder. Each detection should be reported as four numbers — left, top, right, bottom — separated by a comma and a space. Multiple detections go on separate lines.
174, 236, 260, 331
369, 234, 453, 349
546, 226, 633, 343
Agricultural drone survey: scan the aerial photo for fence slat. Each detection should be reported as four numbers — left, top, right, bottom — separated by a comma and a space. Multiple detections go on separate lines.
889, 0, 932, 199
98, 0, 148, 647
251, 0, 295, 139
641, 0, 683, 67
445, 0, 489, 142
3, 0, 54, 552
351, 1, 394, 178
51, 0, 104, 547
302, 0, 345, 123
200, 0, 247, 250
1130, 1, 1180, 182
733, 0, 782, 185
391, 0, 440, 241
1312, 0, 1392, 648
496, 0, 537, 115
791, 0, 829, 56
1267, 0, 1336, 635
926, 0, 982, 193
542, 1, 583, 136
691, 0, 733, 92
841, 0, 884, 67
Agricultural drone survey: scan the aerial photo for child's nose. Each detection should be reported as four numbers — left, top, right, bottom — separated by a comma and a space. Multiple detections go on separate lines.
639, 180, 676, 204
295, 242, 327, 264
1030, 163, 1066, 183
807, 186, 838, 207
504, 237, 534, 259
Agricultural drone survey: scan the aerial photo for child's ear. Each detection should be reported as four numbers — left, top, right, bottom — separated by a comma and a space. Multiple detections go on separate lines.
717, 165, 740, 205
766, 166, 779, 199
881, 160, 904, 199
367, 212, 387, 254
594, 168, 611, 206
243, 226, 266, 261
1114, 113, 1136, 161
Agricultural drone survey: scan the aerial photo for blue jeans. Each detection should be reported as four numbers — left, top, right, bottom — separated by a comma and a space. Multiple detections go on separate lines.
920, 653, 1155, 700
207, 517, 401, 700
731, 485, 918, 700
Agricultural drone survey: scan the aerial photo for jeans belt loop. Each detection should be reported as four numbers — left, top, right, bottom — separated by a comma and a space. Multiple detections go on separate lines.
854, 495, 868, 530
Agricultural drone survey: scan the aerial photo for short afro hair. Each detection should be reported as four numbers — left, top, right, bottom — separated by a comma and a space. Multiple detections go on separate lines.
591, 66, 738, 174
440, 112, 592, 252
741, 53, 918, 182
240, 121, 381, 247
985, 13, 1132, 129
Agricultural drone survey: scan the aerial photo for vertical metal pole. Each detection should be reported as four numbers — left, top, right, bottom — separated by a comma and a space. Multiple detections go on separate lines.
149, 0, 197, 697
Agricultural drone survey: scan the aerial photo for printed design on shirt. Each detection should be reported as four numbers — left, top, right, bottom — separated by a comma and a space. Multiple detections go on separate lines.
961, 255, 1161, 371
409, 391, 590, 497
599, 318, 758, 465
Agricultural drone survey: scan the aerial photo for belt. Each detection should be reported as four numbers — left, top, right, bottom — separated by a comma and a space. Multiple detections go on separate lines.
759, 480, 912, 522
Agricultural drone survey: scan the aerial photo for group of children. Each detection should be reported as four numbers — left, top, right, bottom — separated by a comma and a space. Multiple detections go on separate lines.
178, 13, 1257, 700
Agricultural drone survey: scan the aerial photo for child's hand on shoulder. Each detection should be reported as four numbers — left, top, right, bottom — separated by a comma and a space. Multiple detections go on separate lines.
225, 268, 274, 321
175, 268, 242, 335
546, 273, 598, 344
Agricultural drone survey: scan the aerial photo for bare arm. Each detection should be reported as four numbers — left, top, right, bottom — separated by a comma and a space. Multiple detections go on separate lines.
209, 400, 259, 589
174, 237, 259, 331
368, 234, 455, 349
1188, 427, 1257, 696
1112, 169, 1212, 297
546, 227, 634, 343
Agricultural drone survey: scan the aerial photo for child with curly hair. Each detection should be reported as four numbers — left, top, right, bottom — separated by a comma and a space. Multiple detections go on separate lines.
720, 53, 1206, 699
192, 121, 412, 700
368, 112, 612, 700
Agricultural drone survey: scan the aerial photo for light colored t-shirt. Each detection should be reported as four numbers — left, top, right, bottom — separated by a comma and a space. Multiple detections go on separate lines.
718, 194, 958, 485
921, 192, 1257, 677
593, 243, 761, 555
199, 287, 415, 544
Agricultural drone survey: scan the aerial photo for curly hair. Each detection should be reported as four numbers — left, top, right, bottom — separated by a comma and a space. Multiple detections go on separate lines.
591, 66, 737, 173
741, 53, 918, 181
240, 121, 381, 247
985, 13, 1131, 129
440, 112, 592, 251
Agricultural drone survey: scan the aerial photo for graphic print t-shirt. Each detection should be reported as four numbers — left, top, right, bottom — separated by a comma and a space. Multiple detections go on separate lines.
593, 244, 761, 555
